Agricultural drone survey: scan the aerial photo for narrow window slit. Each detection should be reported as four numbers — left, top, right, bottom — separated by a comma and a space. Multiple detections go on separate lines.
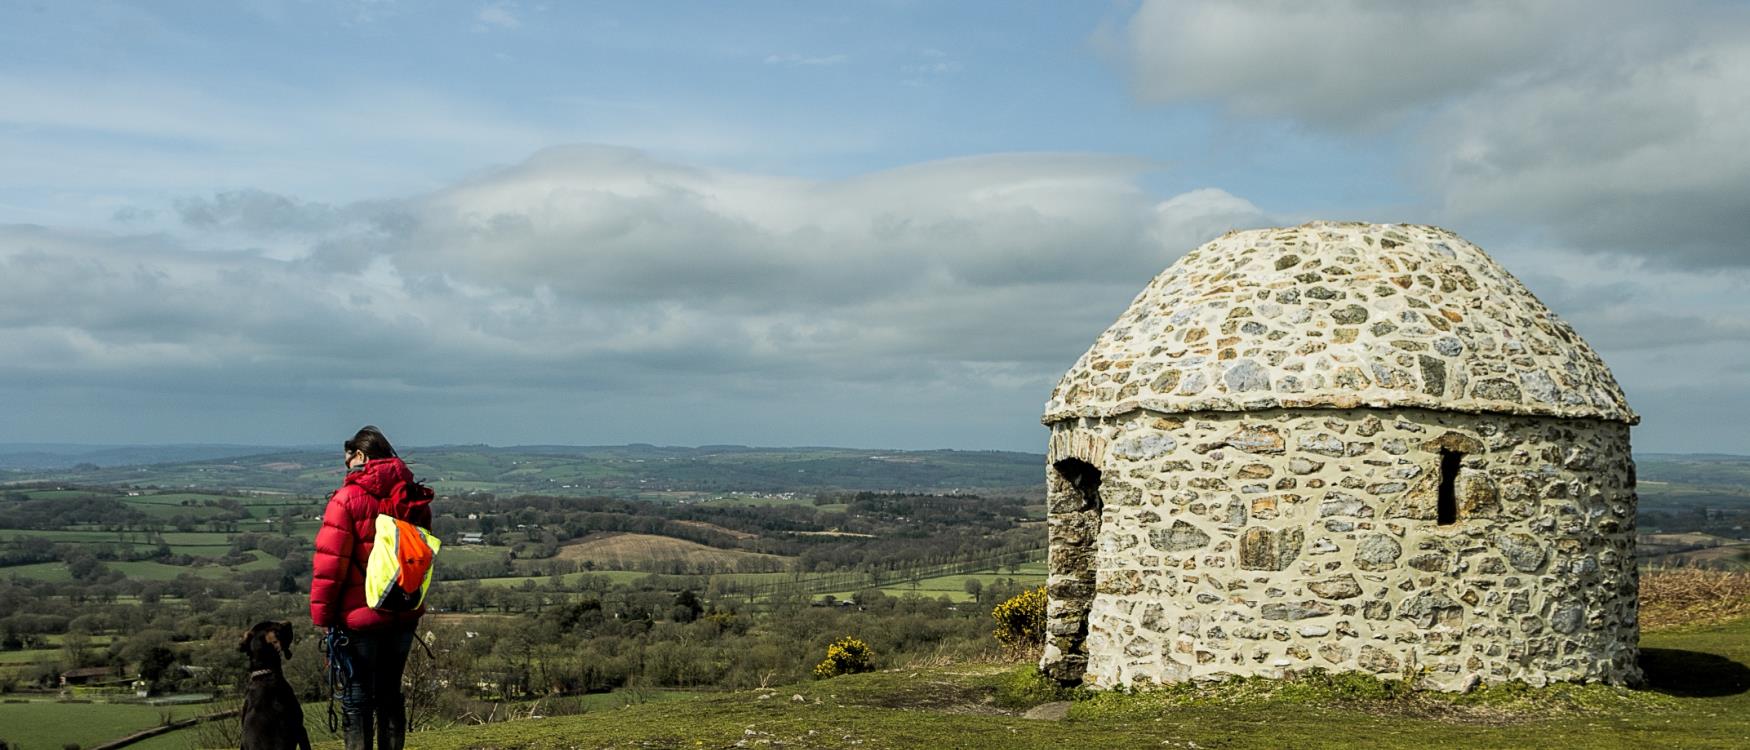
1437, 449, 1462, 525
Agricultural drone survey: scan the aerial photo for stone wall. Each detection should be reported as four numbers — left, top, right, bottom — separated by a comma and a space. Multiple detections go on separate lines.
1041, 429, 1108, 683
1040, 406, 1640, 691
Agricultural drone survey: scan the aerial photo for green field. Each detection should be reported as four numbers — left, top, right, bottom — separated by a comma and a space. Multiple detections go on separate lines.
0, 524, 323, 558
0, 529, 230, 545
15, 489, 106, 501
114, 551, 280, 580
0, 528, 273, 557
37, 633, 116, 647
825, 561, 1047, 603
311, 616, 1750, 750
461, 560, 1048, 601
119, 498, 319, 521
435, 544, 512, 568
703, 570, 810, 585
0, 700, 211, 750
470, 569, 653, 587
0, 648, 56, 665
1, 550, 278, 582
461, 568, 794, 588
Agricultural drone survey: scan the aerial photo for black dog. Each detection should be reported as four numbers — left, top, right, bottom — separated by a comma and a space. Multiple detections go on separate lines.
239, 620, 312, 750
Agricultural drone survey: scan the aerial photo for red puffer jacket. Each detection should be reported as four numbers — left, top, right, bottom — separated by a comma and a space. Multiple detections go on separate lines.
309, 458, 433, 631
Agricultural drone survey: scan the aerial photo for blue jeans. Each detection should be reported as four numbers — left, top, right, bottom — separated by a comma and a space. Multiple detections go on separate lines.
337, 627, 414, 750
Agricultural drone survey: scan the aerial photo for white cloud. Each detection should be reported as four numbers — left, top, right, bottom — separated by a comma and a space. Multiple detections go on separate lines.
0, 72, 263, 145
1112, 0, 1750, 268
5, 145, 1746, 451
904, 61, 962, 75
0, 70, 900, 218
392, 148, 1229, 307
475, 1, 521, 31
1425, 33, 1750, 267
341, 0, 403, 26
764, 53, 849, 66
0, 73, 557, 152
1111, 0, 1584, 128
0, 148, 1272, 445
901, 47, 963, 80
0, 74, 567, 212
1477, 241, 1750, 451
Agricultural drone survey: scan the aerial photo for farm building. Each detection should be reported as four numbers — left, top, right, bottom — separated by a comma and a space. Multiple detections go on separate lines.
60, 665, 124, 687
1040, 222, 1641, 691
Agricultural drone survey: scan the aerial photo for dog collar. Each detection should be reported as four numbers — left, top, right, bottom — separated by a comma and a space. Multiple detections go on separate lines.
249, 669, 276, 680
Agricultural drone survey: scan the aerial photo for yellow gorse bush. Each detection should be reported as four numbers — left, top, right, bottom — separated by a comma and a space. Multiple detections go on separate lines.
813, 636, 876, 678
991, 585, 1047, 654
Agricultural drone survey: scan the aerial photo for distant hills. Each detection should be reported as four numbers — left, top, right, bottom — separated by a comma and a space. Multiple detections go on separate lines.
0, 443, 1048, 496
1635, 453, 1750, 488
0, 443, 310, 470
2, 442, 1745, 501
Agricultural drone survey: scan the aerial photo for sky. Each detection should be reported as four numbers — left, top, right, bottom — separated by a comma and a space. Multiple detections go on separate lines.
1, 0, 1748, 453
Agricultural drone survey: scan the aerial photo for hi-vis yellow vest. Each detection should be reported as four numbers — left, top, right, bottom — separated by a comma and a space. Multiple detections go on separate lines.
364, 514, 441, 611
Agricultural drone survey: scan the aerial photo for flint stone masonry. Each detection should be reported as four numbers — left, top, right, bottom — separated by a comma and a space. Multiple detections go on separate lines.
1042, 223, 1635, 426
1040, 223, 1641, 692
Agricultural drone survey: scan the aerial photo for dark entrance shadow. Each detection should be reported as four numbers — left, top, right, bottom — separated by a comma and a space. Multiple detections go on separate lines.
1640, 647, 1750, 697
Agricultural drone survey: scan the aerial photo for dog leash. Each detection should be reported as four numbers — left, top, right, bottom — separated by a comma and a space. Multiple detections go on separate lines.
321, 626, 430, 734
322, 627, 354, 734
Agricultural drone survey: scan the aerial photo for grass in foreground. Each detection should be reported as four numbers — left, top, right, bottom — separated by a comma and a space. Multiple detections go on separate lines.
309, 615, 1750, 750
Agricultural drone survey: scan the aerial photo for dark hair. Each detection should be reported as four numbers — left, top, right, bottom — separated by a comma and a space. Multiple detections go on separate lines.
344, 425, 397, 461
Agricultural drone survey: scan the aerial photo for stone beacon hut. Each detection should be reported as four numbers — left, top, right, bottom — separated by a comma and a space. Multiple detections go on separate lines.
1039, 222, 1641, 692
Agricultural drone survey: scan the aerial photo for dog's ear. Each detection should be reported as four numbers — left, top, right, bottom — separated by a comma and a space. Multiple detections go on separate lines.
238, 628, 254, 654
275, 621, 295, 659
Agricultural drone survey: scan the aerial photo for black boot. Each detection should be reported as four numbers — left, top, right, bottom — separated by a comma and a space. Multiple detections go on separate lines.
377, 701, 406, 750
344, 712, 373, 750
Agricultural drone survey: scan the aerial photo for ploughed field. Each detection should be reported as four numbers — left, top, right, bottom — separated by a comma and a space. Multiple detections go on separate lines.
554, 532, 791, 570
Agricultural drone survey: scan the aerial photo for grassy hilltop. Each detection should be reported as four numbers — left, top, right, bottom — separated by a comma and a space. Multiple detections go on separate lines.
318, 616, 1750, 750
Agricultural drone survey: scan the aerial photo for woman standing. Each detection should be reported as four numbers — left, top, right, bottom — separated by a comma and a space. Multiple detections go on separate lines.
310, 426, 432, 750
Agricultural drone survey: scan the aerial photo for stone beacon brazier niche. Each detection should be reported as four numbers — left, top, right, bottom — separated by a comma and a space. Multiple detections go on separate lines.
1039, 222, 1641, 692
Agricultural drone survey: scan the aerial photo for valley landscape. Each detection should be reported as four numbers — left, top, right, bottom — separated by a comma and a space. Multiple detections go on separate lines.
1, 445, 1748, 748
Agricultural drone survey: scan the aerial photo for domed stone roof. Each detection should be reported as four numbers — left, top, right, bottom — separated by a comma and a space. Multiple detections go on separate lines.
1044, 222, 1636, 425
